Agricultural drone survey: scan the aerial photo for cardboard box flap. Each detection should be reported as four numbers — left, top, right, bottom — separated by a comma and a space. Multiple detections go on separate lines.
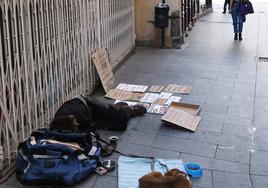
161, 108, 201, 132
170, 102, 201, 115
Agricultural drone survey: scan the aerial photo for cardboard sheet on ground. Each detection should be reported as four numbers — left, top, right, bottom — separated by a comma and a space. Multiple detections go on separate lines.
140, 93, 160, 103
147, 104, 168, 114
116, 83, 148, 93
153, 95, 181, 106
159, 92, 173, 99
153, 98, 168, 105
91, 48, 114, 93
165, 96, 182, 105
118, 156, 187, 188
164, 84, 192, 94
105, 89, 144, 101
148, 85, 165, 93
170, 102, 201, 115
161, 107, 201, 131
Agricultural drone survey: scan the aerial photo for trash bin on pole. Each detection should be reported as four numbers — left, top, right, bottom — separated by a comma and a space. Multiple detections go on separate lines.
154, 1, 170, 48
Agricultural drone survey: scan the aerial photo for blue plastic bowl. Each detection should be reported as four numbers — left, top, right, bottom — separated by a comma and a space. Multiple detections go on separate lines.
184, 162, 202, 178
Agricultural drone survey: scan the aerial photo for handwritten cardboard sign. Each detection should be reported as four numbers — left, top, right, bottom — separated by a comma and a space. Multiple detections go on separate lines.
161, 107, 201, 131
92, 48, 114, 93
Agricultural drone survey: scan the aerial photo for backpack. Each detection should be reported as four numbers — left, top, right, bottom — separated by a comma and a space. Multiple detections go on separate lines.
240, 0, 254, 15
16, 128, 101, 186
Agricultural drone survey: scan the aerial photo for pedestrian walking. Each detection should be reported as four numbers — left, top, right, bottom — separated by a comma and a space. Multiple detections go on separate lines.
230, 0, 243, 40
223, 0, 230, 14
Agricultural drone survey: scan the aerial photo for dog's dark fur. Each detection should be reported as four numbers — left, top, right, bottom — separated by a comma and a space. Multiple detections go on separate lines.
139, 169, 192, 188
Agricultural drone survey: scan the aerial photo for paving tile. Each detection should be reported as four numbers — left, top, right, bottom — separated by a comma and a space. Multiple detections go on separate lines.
231, 94, 255, 102
256, 75, 268, 86
190, 169, 213, 188
253, 110, 268, 128
251, 175, 268, 188
222, 123, 252, 138
256, 85, 268, 97
152, 135, 216, 158
215, 145, 250, 164
227, 106, 253, 120
93, 176, 117, 188
131, 116, 163, 134
120, 129, 157, 146
252, 128, 268, 151
202, 103, 228, 114
255, 96, 268, 111
190, 88, 212, 96
251, 150, 268, 175
213, 171, 252, 188
158, 124, 191, 139
217, 72, 237, 79
180, 153, 249, 173
196, 119, 224, 133
189, 130, 251, 149
213, 80, 235, 88
180, 94, 208, 105
210, 86, 233, 99
200, 71, 218, 79
200, 112, 225, 121
206, 95, 230, 106
223, 114, 252, 127
234, 83, 255, 92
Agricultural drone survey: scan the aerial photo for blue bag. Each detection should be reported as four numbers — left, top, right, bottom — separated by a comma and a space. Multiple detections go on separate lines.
240, 0, 254, 15
16, 128, 101, 186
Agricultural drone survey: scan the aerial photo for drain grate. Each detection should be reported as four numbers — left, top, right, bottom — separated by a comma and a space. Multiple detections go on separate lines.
259, 57, 268, 62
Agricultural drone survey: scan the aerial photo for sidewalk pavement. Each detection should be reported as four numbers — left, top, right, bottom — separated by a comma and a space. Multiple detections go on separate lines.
3, 2, 268, 188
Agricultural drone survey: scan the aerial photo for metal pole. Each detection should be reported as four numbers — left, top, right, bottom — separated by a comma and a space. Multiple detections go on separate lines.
161, 0, 166, 48
161, 28, 165, 48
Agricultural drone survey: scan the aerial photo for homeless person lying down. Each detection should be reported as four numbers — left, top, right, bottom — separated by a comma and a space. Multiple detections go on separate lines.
49, 95, 147, 132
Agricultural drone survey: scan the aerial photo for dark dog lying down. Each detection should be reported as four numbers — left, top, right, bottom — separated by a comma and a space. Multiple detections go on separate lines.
50, 95, 146, 132
139, 169, 192, 188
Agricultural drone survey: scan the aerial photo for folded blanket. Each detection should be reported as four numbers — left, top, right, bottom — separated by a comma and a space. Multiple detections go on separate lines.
118, 156, 186, 188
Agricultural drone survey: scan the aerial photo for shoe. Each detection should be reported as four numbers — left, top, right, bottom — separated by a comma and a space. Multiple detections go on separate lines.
222, 11, 226, 14
129, 105, 147, 117
234, 33, 238, 40
239, 33, 242, 41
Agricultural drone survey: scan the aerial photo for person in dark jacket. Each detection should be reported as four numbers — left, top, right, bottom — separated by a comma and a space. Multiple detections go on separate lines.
50, 95, 146, 132
223, 0, 231, 13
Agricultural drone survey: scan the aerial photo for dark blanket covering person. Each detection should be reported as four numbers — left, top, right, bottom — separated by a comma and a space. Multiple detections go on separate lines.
50, 95, 147, 132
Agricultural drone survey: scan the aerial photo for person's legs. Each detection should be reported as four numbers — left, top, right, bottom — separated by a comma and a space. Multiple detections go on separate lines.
238, 14, 243, 40
223, 0, 229, 13
84, 96, 146, 131
231, 4, 239, 39
84, 97, 130, 130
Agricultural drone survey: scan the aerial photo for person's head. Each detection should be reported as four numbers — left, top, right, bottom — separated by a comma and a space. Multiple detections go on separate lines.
49, 115, 79, 132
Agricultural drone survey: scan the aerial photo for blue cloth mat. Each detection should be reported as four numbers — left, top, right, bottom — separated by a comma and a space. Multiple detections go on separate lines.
118, 156, 186, 188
